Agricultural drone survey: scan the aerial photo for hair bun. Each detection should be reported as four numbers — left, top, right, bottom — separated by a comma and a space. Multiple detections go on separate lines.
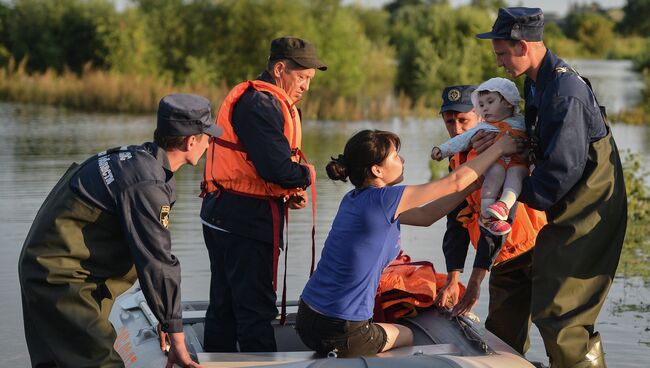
326, 154, 349, 182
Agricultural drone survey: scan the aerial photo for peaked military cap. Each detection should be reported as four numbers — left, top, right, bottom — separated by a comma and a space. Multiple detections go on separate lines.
440, 85, 477, 113
476, 7, 544, 41
270, 37, 327, 71
156, 93, 222, 137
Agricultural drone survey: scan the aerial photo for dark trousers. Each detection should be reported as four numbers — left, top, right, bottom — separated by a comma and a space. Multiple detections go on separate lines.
485, 250, 533, 355
295, 299, 387, 357
202, 226, 278, 352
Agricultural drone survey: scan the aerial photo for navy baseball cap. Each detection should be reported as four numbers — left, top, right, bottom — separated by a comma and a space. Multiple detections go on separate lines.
156, 93, 222, 137
476, 7, 544, 41
440, 85, 477, 113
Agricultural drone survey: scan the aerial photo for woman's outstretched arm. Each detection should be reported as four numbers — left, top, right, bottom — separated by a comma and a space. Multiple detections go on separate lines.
399, 182, 478, 226
395, 134, 518, 218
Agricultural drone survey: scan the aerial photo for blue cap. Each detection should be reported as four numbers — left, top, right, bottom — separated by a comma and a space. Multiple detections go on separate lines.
440, 85, 477, 113
476, 7, 544, 41
156, 93, 222, 137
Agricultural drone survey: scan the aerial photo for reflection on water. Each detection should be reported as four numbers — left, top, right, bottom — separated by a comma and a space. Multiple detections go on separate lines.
1, 60, 649, 367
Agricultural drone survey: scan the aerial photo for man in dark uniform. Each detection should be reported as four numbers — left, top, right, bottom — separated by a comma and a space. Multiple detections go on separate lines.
200, 37, 326, 352
18, 94, 221, 368
476, 7, 627, 367
433, 85, 539, 355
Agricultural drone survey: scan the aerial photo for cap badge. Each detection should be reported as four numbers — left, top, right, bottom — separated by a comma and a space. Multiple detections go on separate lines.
447, 89, 461, 102
160, 205, 171, 229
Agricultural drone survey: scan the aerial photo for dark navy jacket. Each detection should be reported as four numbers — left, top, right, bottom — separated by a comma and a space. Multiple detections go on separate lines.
70, 142, 183, 332
520, 49, 607, 209
200, 71, 311, 243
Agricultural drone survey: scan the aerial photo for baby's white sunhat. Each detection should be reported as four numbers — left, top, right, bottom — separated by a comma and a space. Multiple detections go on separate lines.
470, 77, 521, 114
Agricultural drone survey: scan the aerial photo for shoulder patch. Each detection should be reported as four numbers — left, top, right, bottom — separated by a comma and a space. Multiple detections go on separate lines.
160, 205, 171, 229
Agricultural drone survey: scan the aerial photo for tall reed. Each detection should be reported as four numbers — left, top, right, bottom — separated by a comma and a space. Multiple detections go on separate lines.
0, 62, 429, 121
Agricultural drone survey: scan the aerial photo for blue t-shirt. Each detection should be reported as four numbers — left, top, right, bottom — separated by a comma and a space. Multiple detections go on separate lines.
301, 185, 405, 321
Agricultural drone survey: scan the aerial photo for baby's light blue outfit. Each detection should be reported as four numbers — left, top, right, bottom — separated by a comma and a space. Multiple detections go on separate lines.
437, 115, 525, 158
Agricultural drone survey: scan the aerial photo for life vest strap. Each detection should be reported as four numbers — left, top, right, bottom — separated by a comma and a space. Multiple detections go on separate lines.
296, 149, 317, 276
213, 137, 246, 152
279, 205, 289, 325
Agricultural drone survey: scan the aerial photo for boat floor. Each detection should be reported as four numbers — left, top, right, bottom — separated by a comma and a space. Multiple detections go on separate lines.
181, 302, 529, 367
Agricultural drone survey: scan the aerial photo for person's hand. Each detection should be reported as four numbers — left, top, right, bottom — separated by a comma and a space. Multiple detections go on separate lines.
435, 271, 461, 309
158, 324, 170, 353
494, 133, 519, 155
286, 190, 308, 209
430, 147, 443, 161
451, 282, 480, 317
166, 332, 202, 368
470, 130, 498, 154
435, 279, 461, 310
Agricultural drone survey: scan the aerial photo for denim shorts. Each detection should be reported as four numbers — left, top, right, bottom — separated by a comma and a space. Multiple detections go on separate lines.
295, 299, 387, 357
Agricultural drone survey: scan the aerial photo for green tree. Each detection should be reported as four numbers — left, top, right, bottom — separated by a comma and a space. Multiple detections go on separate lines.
390, 3, 501, 106
573, 13, 614, 57
618, 0, 650, 36
6, 0, 116, 73
565, 11, 614, 57
135, 0, 220, 83
0, 2, 11, 66
353, 6, 391, 45
470, 0, 506, 10
101, 6, 163, 78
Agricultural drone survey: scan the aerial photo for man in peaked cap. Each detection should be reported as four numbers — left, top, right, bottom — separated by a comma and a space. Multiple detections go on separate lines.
200, 37, 326, 352
18, 93, 221, 368
433, 85, 546, 356
475, 7, 627, 367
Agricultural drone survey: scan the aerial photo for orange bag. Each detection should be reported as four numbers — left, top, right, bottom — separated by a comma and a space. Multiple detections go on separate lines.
373, 252, 465, 322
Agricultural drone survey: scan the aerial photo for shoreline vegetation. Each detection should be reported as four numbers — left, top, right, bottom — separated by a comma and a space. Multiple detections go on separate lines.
620, 151, 650, 278
1, 0, 650, 122
0, 60, 431, 121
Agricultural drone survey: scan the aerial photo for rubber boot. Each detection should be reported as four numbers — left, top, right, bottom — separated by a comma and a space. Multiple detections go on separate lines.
569, 333, 606, 368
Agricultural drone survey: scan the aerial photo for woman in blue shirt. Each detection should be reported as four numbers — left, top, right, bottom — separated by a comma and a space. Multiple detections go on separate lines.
296, 129, 518, 357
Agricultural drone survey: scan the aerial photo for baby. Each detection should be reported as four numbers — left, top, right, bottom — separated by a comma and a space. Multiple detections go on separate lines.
431, 78, 527, 235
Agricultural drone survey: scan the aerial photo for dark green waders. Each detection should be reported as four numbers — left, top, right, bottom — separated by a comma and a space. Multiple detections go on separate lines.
531, 129, 627, 368
18, 164, 137, 368
485, 249, 533, 355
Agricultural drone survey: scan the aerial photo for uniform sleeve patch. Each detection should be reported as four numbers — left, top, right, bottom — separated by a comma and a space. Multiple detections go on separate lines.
160, 205, 171, 229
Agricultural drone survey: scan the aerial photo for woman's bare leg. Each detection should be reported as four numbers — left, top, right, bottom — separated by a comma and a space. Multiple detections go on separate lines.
377, 323, 413, 352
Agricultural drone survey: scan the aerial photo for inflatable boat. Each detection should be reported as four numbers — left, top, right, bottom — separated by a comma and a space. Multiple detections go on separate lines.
109, 283, 535, 367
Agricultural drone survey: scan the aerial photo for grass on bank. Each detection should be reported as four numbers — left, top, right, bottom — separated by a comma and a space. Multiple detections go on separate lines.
0, 60, 440, 121
620, 151, 650, 279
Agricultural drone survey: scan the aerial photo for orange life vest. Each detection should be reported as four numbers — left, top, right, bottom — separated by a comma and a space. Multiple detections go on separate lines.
201, 80, 318, 325
374, 252, 464, 323
450, 151, 547, 264
202, 80, 308, 199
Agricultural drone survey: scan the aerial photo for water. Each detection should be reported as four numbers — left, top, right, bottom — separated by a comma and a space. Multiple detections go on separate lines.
1, 60, 649, 367
569, 59, 645, 114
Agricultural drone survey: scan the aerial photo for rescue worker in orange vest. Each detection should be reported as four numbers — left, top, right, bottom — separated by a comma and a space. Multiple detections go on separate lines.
200, 37, 326, 352
432, 85, 546, 355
